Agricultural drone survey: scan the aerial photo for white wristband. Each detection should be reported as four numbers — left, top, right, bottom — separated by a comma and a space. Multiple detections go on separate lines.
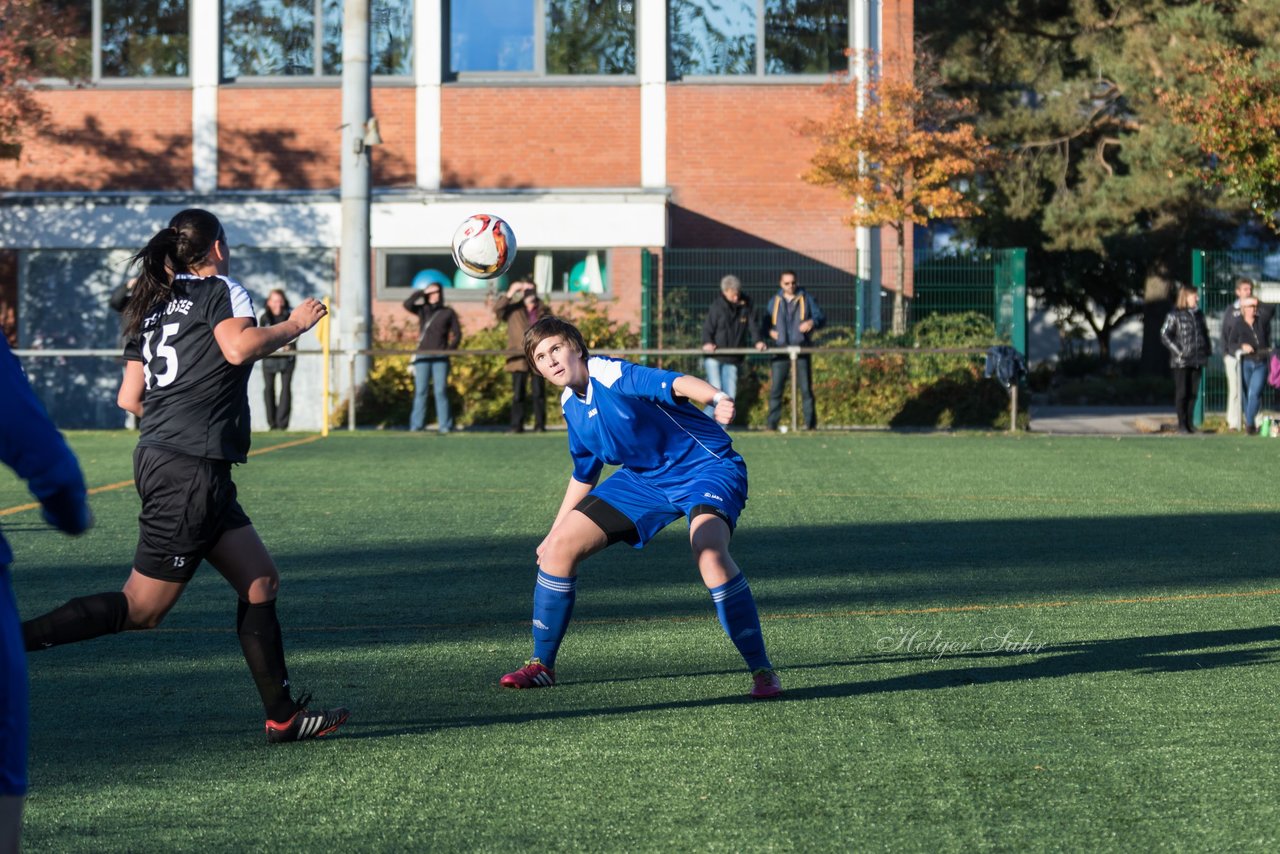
712, 392, 729, 406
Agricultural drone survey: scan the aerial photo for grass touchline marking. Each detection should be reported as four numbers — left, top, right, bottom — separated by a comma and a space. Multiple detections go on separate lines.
146, 586, 1280, 635
0, 434, 325, 517
762, 489, 1280, 512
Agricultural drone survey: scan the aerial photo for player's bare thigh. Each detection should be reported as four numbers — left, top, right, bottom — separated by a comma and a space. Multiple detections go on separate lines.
537, 510, 610, 577
207, 525, 280, 604
689, 513, 740, 589
121, 570, 185, 629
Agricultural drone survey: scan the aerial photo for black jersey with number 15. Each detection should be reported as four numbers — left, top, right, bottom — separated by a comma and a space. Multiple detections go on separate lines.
123, 273, 258, 463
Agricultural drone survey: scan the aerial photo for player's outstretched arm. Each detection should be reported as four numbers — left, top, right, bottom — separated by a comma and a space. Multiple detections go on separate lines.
214, 298, 327, 365
673, 374, 735, 425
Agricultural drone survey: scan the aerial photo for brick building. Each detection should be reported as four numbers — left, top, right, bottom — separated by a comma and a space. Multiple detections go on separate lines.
0, 0, 913, 428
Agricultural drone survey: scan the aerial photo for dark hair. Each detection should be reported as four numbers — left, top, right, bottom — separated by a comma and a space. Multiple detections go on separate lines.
266, 288, 291, 314
123, 208, 225, 336
523, 315, 589, 370
781, 269, 797, 281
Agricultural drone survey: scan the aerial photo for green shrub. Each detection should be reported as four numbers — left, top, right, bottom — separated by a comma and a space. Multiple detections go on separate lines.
349, 306, 1025, 429
758, 311, 1023, 428
351, 295, 642, 429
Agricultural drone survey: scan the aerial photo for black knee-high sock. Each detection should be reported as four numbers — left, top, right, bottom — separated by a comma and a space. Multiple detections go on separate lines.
22, 592, 129, 651
236, 599, 295, 722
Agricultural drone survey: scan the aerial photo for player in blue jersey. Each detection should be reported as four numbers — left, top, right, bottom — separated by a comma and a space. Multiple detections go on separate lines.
0, 338, 92, 851
499, 316, 782, 699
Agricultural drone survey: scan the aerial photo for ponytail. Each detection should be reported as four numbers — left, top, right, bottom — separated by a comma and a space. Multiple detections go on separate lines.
122, 208, 224, 337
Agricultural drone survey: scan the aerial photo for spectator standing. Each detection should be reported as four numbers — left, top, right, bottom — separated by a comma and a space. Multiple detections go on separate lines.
764, 270, 825, 430
1220, 278, 1255, 432
1224, 296, 1275, 434
702, 275, 766, 418
258, 289, 296, 430
403, 281, 462, 433
1160, 284, 1212, 434
494, 280, 552, 433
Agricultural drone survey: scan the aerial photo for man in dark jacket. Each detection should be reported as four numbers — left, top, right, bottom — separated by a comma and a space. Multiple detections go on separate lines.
701, 275, 765, 417
403, 281, 463, 433
1220, 277, 1255, 431
763, 270, 825, 430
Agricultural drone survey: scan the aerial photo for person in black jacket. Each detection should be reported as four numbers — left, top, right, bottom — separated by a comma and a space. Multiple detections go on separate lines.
1220, 277, 1255, 431
701, 275, 766, 417
258, 289, 296, 430
403, 281, 462, 433
1223, 296, 1275, 434
1160, 284, 1212, 434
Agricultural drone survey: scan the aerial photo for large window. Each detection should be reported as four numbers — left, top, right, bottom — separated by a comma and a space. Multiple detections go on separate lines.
449, 0, 635, 77
35, 0, 188, 79
670, 0, 848, 77
223, 0, 412, 78
380, 249, 610, 300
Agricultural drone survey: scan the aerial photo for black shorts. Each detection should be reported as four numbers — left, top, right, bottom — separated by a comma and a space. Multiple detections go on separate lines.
132, 446, 252, 582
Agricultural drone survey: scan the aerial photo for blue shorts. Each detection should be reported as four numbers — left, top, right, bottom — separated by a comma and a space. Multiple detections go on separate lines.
588, 456, 748, 548
1, 566, 27, 796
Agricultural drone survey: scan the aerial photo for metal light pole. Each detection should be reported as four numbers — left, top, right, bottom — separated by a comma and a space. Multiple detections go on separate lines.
340, 0, 375, 414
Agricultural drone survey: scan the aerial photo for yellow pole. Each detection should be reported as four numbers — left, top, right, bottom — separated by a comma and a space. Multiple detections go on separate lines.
320, 297, 331, 438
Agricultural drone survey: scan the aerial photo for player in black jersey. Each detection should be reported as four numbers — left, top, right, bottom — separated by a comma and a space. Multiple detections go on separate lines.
21, 209, 348, 743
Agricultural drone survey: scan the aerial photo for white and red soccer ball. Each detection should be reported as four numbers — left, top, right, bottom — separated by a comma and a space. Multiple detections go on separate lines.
451, 214, 517, 279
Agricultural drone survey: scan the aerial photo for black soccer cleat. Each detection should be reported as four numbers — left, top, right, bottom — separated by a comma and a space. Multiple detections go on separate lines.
265, 694, 350, 743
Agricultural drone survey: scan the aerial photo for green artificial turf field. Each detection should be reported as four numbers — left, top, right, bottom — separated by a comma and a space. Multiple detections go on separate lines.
3, 430, 1279, 851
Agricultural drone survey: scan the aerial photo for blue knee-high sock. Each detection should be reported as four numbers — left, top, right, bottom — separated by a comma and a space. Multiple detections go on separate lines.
532, 570, 577, 668
709, 574, 772, 671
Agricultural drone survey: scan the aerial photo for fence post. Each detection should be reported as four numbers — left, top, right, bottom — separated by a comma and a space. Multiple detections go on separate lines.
789, 346, 799, 432
319, 298, 331, 437
1011, 248, 1027, 358
347, 352, 357, 431
1009, 383, 1018, 433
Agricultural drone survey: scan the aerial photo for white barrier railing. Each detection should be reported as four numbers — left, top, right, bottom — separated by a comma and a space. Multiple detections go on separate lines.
13, 346, 998, 433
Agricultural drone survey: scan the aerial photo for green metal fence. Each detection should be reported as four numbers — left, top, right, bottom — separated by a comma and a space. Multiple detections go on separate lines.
1191, 250, 1280, 418
654, 247, 1026, 351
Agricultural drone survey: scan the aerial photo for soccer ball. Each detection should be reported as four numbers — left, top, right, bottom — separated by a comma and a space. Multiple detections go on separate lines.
451, 214, 516, 279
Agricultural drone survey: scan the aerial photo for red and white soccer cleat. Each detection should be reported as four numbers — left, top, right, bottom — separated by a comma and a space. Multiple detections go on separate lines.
265, 695, 350, 743
499, 659, 556, 689
750, 668, 782, 699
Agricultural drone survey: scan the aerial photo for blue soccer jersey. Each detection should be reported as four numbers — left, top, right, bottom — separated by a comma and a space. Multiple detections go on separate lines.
561, 356, 738, 485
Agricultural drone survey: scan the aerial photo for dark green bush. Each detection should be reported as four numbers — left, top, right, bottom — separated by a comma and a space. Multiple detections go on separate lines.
349, 306, 1023, 429
352, 296, 640, 429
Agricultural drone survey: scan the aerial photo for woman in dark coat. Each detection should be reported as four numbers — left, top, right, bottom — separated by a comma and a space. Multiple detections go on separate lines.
1159, 284, 1212, 434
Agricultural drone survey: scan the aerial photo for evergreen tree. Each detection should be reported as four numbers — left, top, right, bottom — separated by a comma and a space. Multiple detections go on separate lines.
918, 0, 1274, 367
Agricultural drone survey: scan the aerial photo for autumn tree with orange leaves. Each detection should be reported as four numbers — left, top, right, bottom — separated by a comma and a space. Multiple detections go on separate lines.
1163, 46, 1280, 233
0, 0, 80, 159
800, 52, 994, 334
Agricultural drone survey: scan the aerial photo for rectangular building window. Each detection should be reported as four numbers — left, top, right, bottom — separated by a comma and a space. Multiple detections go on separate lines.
224, 0, 412, 79
448, 0, 635, 77
102, 0, 189, 77
670, 0, 848, 78
379, 249, 610, 300
669, 0, 756, 76
764, 0, 846, 75
33, 0, 187, 79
